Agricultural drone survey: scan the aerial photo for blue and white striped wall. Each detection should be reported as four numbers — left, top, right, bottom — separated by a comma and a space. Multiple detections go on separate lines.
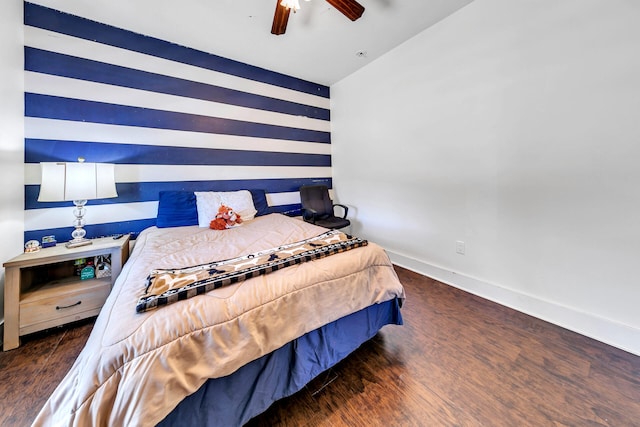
24, 2, 332, 243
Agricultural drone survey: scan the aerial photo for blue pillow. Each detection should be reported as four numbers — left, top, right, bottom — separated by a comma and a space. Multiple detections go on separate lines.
156, 191, 199, 228
249, 189, 271, 216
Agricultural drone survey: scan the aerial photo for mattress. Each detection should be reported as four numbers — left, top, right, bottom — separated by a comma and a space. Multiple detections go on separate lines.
32, 214, 405, 427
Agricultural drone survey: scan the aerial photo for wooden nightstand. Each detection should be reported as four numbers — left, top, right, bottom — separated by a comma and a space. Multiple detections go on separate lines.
2, 235, 130, 351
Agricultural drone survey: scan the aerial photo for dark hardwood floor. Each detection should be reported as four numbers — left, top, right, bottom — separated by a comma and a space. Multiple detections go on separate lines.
1, 266, 639, 426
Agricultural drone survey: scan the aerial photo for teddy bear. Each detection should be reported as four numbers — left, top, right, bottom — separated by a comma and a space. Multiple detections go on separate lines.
209, 204, 243, 230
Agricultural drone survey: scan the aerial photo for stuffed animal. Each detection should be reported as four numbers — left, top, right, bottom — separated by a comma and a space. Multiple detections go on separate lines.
209, 204, 243, 230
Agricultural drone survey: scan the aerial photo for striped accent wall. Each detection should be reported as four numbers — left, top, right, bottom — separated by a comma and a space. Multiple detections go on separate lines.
23, 2, 332, 243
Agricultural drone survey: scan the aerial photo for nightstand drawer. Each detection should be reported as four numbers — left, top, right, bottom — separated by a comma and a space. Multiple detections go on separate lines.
19, 279, 111, 334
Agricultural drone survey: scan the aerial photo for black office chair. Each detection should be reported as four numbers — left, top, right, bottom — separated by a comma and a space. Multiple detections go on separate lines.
299, 185, 350, 230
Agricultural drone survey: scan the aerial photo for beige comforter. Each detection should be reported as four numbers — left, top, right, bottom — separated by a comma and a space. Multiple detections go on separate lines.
32, 214, 405, 427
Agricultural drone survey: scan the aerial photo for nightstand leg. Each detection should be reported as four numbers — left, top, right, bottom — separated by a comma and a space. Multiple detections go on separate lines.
3, 267, 20, 351
110, 245, 127, 283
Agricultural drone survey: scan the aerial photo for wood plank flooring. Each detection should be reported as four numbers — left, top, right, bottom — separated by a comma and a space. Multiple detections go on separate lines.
1, 266, 638, 426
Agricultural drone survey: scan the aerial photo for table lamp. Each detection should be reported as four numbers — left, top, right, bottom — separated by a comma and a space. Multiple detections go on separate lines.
37, 157, 118, 248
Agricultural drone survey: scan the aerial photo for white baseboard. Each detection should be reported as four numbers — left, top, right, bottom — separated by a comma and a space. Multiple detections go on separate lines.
388, 250, 640, 357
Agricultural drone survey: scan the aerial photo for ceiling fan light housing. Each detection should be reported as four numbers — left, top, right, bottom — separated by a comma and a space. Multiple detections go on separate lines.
280, 0, 301, 12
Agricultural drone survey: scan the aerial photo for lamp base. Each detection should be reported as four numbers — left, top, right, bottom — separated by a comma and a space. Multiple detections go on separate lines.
65, 239, 93, 249
67, 199, 91, 249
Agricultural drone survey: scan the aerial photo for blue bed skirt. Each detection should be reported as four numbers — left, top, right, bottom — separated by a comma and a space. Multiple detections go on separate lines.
158, 297, 403, 426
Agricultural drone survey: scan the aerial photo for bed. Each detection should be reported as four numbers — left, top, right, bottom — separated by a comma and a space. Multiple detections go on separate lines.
32, 191, 405, 427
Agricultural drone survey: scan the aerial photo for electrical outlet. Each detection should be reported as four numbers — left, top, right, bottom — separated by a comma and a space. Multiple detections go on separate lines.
456, 240, 465, 255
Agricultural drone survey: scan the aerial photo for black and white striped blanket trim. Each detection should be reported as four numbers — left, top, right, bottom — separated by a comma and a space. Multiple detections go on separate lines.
136, 230, 368, 313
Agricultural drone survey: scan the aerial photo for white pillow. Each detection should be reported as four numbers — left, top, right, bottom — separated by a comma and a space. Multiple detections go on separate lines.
194, 190, 258, 227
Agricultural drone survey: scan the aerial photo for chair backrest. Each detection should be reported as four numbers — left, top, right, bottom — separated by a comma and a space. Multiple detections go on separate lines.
300, 185, 333, 217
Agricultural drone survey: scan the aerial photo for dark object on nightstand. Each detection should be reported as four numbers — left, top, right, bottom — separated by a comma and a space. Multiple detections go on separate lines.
299, 185, 350, 230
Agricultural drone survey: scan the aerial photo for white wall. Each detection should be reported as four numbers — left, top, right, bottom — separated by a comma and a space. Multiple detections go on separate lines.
331, 0, 640, 355
0, 1, 25, 326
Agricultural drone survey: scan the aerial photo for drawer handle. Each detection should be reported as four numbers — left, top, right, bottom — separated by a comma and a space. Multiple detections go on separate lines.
56, 301, 82, 310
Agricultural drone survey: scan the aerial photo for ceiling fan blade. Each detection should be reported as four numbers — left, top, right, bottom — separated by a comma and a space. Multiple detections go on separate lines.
326, 0, 365, 21
271, 0, 291, 35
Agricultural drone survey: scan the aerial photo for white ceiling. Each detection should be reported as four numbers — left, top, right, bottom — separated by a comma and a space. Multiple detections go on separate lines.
28, 0, 474, 86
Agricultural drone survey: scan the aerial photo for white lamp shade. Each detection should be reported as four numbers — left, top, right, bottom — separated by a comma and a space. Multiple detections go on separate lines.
38, 162, 118, 202
94, 163, 118, 198
37, 163, 66, 201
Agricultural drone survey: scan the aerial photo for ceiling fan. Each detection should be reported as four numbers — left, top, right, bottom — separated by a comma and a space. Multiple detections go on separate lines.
271, 0, 365, 35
